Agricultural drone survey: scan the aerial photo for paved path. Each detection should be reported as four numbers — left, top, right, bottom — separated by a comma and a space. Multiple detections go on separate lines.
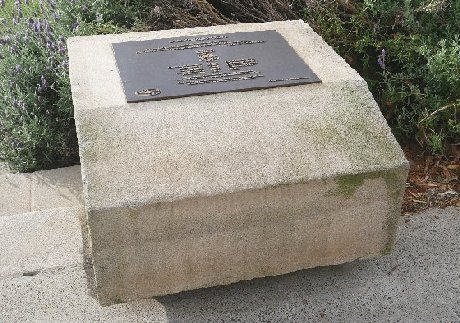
0, 202, 458, 322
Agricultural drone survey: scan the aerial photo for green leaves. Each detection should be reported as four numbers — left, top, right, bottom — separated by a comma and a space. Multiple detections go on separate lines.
303, 0, 460, 155
0, 0, 147, 172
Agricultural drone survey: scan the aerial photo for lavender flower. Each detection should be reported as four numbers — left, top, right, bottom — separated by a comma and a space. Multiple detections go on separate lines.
38, 0, 45, 12
377, 48, 386, 70
15, 0, 23, 18
40, 75, 48, 91
71, 22, 79, 31
34, 20, 41, 33
15, 64, 22, 73
47, 0, 56, 10
0, 36, 10, 45
1, 0, 4, 8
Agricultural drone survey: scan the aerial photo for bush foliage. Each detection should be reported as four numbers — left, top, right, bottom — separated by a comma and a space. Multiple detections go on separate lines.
0, 0, 149, 172
0, 0, 458, 172
303, 0, 460, 154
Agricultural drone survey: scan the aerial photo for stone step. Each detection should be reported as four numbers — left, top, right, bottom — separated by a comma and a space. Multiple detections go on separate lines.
0, 165, 83, 217
0, 207, 83, 277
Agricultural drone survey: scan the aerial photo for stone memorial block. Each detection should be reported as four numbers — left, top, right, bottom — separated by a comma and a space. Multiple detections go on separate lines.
68, 20, 409, 305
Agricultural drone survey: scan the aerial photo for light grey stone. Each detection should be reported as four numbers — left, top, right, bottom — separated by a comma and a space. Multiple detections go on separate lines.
31, 165, 84, 211
0, 162, 10, 176
0, 207, 83, 277
0, 207, 458, 322
68, 20, 409, 304
0, 266, 167, 322
0, 173, 31, 217
0, 166, 83, 217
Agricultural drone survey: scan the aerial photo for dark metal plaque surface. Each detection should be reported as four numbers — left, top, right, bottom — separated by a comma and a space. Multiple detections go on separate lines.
112, 30, 321, 103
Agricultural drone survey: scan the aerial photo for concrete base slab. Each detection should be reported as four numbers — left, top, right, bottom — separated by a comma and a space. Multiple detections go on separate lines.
68, 20, 409, 304
0, 166, 83, 217
0, 266, 167, 322
0, 207, 458, 322
0, 207, 83, 277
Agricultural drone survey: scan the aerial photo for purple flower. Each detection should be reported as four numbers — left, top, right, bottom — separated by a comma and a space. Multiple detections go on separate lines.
47, 0, 56, 10
0, 36, 10, 45
33, 20, 41, 33
15, 0, 23, 18
71, 22, 79, 31
10, 44, 18, 53
15, 64, 22, 73
1, 0, 4, 8
40, 75, 48, 91
377, 48, 386, 70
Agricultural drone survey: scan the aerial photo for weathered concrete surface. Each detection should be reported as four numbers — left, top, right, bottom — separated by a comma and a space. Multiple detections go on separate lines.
0, 207, 83, 277
31, 165, 83, 212
68, 20, 409, 304
0, 207, 458, 322
0, 266, 167, 322
0, 173, 31, 217
0, 162, 10, 176
0, 165, 83, 217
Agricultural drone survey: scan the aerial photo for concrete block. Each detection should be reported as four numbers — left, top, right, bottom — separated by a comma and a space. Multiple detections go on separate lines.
68, 20, 409, 305
0, 207, 83, 277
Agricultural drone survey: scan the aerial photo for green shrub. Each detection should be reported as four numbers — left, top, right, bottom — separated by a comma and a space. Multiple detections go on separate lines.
2, 0, 458, 172
302, 0, 460, 154
0, 0, 149, 172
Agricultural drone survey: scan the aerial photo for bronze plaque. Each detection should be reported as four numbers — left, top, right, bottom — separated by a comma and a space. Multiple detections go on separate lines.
112, 30, 321, 103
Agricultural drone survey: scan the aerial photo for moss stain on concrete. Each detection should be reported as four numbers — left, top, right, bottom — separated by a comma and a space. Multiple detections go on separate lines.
325, 167, 408, 254
333, 174, 366, 198
381, 168, 409, 254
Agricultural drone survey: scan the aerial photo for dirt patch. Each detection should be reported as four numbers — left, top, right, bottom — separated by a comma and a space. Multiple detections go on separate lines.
402, 147, 460, 215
